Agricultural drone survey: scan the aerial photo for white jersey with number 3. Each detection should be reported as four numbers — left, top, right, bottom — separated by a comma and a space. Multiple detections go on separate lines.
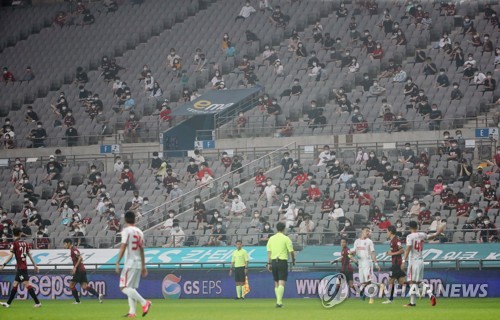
406, 232, 427, 261
121, 226, 144, 268
352, 238, 374, 268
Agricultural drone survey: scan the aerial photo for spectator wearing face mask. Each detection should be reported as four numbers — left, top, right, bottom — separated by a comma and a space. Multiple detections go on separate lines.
35, 231, 51, 249
250, 211, 263, 229
470, 166, 488, 189
164, 223, 185, 248
259, 222, 273, 246
208, 223, 227, 246
358, 189, 372, 206
298, 215, 315, 234
320, 194, 334, 215
307, 182, 321, 202
158, 210, 177, 230
258, 178, 278, 204
479, 218, 498, 243
317, 145, 334, 166
107, 212, 121, 232
417, 203, 432, 225
429, 212, 446, 233
0, 234, 9, 249
229, 197, 247, 219
192, 196, 207, 229
329, 201, 345, 222
282, 200, 298, 229
339, 219, 355, 243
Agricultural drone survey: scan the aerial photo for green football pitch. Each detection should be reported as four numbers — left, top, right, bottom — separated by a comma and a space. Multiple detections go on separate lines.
1, 298, 499, 320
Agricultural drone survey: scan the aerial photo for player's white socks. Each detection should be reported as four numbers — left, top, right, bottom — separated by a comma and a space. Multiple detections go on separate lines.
410, 294, 416, 305
122, 288, 147, 307
128, 297, 136, 315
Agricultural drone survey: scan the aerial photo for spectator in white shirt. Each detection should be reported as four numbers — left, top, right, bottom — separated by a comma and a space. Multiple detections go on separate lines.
192, 149, 205, 166
283, 201, 298, 229
158, 210, 177, 230
258, 178, 278, 204
473, 71, 486, 86
164, 223, 185, 247
129, 190, 143, 213
298, 215, 315, 234
235, 1, 256, 21
166, 48, 181, 69
317, 145, 334, 166
229, 197, 247, 218
114, 156, 124, 178
329, 202, 345, 221
199, 172, 214, 189
144, 73, 154, 92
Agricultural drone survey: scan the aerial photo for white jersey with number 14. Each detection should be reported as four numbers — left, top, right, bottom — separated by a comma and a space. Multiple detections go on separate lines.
406, 232, 428, 261
121, 226, 144, 268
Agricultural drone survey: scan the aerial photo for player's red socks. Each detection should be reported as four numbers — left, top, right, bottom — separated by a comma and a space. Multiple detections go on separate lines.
72, 288, 80, 303
27, 285, 40, 305
86, 286, 99, 297
7, 285, 18, 304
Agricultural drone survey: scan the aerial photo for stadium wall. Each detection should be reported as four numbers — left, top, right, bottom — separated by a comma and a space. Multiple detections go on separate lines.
0, 244, 498, 300
0, 269, 499, 300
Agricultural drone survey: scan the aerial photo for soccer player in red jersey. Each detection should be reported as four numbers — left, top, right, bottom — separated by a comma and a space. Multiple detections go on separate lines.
0, 228, 41, 308
382, 225, 406, 304
63, 238, 103, 304
331, 238, 356, 297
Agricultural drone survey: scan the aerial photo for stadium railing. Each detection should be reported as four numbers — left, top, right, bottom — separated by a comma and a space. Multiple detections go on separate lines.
197, 115, 496, 140
133, 142, 299, 231
32, 228, 499, 250
4, 259, 497, 271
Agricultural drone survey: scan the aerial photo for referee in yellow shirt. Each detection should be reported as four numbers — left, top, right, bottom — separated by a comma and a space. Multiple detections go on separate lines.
267, 222, 295, 308
229, 240, 249, 300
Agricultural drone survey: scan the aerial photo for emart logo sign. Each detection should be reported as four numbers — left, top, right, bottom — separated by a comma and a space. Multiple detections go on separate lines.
191, 100, 234, 112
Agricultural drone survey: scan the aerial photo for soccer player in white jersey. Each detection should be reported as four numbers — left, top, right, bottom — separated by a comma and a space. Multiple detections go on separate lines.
401, 220, 441, 308
351, 226, 380, 302
115, 211, 152, 318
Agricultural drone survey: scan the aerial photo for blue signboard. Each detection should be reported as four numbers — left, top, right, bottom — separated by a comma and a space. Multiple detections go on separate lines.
100, 144, 120, 154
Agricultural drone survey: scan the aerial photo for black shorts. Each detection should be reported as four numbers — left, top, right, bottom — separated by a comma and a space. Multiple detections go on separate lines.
341, 270, 353, 282
15, 269, 29, 282
234, 267, 245, 283
390, 264, 406, 279
271, 260, 288, 282
71, 271, 89, 284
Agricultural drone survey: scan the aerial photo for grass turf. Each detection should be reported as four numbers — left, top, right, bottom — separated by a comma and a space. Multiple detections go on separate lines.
1, 298, 499, 320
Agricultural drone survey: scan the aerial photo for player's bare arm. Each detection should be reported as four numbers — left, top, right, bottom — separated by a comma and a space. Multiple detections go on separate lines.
401, 245, 411, 270
290, 251, 296, 266
27, 252, 39, 273
73, 254, 83, 275
115, 243, 127, 274
140, 246, 147, 277
0, 253, 14, 271
371, 251, 380, 271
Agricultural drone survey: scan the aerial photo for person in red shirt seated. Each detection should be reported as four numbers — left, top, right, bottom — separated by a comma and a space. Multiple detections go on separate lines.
418, 203, 432, 225
432, 176, 444, 196
235, 112, 247, 135
254, 168, 267, 188
196, 162, 213, 181
289, 169, 308, 189
320, 194, 334, 214
347, 182, 360, 199
442, 189, 458, 210
377, 215, 392, 230
354, 116, 369, 133
307, 181, 322, 202
358, 189, 371, 206
418, 162, 429, 176
456, 198, 470, 217
159, 102, 172, 125
3, 67, 15, 84
221, 152, 232, 171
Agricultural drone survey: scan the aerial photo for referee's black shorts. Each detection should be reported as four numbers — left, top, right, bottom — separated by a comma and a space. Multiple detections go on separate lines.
234, 267, 245, 283
271, 259, 288, 282
71, 271, 89, 284
390, 264, 406, 279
